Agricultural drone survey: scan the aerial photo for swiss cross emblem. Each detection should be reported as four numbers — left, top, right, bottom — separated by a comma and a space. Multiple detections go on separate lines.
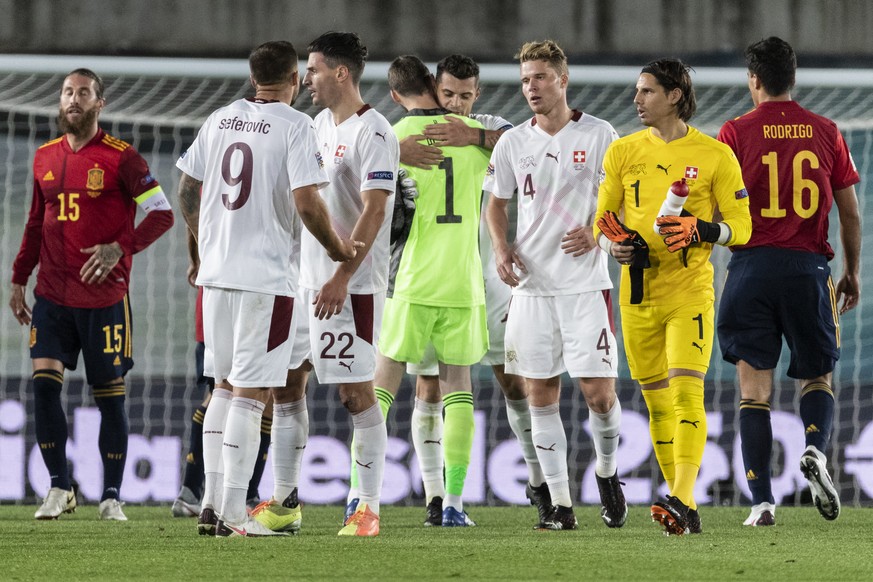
573, 150, 586, 163
335, 144, 347, 158
684, 166, 699, 180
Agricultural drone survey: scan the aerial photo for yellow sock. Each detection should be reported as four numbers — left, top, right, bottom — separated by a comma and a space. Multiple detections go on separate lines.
642, 387, 676, 491
671, 375, 706, 507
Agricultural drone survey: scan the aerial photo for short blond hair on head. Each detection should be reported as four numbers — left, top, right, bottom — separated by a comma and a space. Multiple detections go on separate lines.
515, 40, 568, 77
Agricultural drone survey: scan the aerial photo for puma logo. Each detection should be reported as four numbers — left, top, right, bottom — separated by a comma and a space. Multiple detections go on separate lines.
294, 445, 306, 450
424, 439, 442, 445
655, 439, 674, 445
536, 443, 557, 451
338, 361, 354, 372
356, 460, 373, 469
375, 131, 386, 141
604, 434, 619, 440
692, 341, 705, 354
545, 152, 560, 163
656, 163, 672, 175
679, 419, 700, 428
524, 428, 532, 433
601, 357, 612, 368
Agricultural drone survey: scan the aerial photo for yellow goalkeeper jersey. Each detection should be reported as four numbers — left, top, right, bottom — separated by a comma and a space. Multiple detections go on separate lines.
596, 126, 751, 306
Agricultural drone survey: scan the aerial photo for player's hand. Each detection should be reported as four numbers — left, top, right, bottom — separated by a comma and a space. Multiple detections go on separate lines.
399, 134, 443, 169
9, 283, 31, 326
313, 275, 349, 320
328, 239, 364, 262
561, 225, 596, 257
655, 215, 702, 252
596, 211, 650, 267
80, 242, 124, 285
423, 116, 474, 147
835, 272, 860, 314
186, 262, 199, 288
494, 245, 526, 287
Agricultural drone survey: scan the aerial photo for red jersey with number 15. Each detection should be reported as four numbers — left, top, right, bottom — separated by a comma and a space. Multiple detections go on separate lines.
12, 129, 166, 308
718, 100, 859, 259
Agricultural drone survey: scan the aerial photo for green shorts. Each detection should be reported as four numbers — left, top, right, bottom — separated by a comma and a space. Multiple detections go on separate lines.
379, 298, 488, 366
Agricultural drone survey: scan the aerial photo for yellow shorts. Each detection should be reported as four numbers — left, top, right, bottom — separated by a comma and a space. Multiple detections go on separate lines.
620, 300, 714, 384
379, 298, 488, 366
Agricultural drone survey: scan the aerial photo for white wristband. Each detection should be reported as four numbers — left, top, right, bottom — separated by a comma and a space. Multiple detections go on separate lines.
716, 223, 732, 245
597, 234, 613, 255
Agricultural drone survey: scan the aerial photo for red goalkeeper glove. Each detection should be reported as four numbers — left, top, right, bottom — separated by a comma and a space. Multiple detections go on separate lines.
655, 213, 720, 253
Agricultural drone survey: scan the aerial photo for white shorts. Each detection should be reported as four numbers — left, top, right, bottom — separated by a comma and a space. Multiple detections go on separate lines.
406, 274, 510, 375
289, 287, 384, 384
504, 291, 618, 379
202, 286, 296, 388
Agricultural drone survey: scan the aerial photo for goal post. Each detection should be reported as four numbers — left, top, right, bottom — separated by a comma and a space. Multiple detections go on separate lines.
0, 55, 870, 508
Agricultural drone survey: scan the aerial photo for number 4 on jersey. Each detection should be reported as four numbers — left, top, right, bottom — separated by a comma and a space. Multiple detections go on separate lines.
523, 173, 535, 199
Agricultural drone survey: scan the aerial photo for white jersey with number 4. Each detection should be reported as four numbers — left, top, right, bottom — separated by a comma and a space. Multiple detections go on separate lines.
299, 105, 399, 293
177, 97, 328, 296
483, 110, 616, 296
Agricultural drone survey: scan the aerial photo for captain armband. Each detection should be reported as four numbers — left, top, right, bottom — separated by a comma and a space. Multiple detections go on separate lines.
134, 186, 172, 213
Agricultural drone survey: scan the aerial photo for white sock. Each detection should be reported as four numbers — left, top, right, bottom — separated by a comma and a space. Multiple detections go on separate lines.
201, 389, 232, 511
445, 493, 463, 512
505, 396, 545, 486
220, 397, 264, 525
271, 398, 309, 502
530, 403, 571, 507
589, 399, 621, 478
411, 398, 445, 502
352, 403, 387, 515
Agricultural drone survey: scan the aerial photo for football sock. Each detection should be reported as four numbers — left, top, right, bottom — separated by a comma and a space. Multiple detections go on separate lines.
530, 402, 571, 508
221, 397, 265, 525
739, 399, 774, 505
32, 369, 70, 491
589, 398, 621, 478
671, 375, 706, 508
93, 380, 128, 501
443, 391, 475, 508
181, 404, 207, 498
201, 389, 232, 511
349, 386, 394, 501
271, 398, 308, 502
411, 397, 445, 502
352, 402, 387, 515
800, 382, 835, 453
504, 396, 545, 486
246, 413, 272, 501
642, 386, 676, 490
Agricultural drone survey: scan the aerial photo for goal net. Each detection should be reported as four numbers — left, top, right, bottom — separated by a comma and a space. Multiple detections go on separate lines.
0, 55, 870, 509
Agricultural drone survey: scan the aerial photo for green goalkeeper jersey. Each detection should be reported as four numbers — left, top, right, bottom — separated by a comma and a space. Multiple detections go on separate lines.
391, 109, 489, 307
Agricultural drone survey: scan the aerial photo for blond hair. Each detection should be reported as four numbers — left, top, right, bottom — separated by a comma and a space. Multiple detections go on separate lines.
515, 40, 568, 77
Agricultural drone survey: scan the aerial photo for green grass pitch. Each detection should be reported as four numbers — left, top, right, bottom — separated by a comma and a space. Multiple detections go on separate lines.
2, 504, 871, 580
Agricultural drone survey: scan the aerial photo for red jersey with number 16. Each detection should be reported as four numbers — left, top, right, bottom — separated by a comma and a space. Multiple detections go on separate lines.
12, 129, 169, 308
718, 100, 859, 259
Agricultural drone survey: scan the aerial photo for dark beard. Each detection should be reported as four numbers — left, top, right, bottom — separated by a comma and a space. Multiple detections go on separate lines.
57, 106, 99, 137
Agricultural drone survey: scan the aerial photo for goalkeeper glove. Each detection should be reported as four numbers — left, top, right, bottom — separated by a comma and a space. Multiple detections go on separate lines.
390, 169, 418, 245
655, 212, 721, 253
596, 210, 650, 304
596, 210, 651, 269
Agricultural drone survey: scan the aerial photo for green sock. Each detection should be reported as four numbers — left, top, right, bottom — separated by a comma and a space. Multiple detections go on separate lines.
442, 391, 474, 497
350, 387, 395, 492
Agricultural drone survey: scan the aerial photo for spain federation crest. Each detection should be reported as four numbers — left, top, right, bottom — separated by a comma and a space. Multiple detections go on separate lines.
87, 166, 104, 197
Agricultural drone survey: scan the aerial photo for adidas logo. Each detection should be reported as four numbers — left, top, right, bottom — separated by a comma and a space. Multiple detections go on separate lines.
746, 469, 757, 481
113, 355, 121, 366
43, 170, 55, 181
805, 424, 820, 434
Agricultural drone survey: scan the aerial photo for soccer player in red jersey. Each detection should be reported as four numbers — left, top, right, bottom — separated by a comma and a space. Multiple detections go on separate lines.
9, 68, 174, 521
717, 37, 861, 527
